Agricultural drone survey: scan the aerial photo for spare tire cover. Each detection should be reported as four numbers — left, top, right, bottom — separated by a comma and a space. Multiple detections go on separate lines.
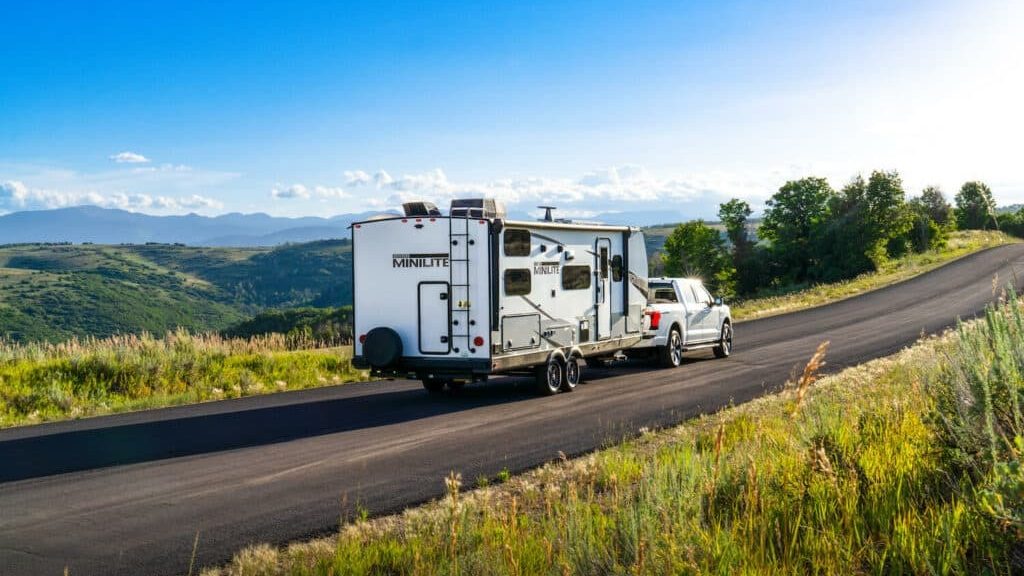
364, 327, 403, 367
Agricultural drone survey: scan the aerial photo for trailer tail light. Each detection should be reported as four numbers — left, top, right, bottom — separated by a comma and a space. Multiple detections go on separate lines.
473, 336, 485, 347
648, 310, 662, 330
359, 334, 367, 344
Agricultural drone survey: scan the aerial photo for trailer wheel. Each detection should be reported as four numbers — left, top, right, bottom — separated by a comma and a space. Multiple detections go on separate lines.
535, 356, 565, 396
563, 354, 583, 391
659, 327, 684, 368
713, 322, 733, 358
421, 378, 446, 393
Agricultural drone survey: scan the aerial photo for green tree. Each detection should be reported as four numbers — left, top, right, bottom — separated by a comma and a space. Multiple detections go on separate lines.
907, 197, 948, 252
718, 198, 753, 249
662, 220, 735, 296
955, 181, 998, 230
813, 176, 872, 281
919, 186, 954, 228
864, 170, 912, 261
718, 198, 762, 295
760, 177, 834, 282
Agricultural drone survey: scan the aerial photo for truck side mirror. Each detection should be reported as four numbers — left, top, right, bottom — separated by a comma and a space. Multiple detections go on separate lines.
714, 297, 724, 306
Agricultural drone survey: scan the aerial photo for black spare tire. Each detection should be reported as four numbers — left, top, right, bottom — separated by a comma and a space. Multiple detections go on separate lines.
364, 327, 403, 367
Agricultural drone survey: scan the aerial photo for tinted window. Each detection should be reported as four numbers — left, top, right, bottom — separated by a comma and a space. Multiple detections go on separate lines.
503, 229, 531, 257
695, 285, 712, 304
680, 285, 697, 304
562, 265, 592, 290
599, 247, 609, 279
611, 255, 623, 282
504, 268, 531, 295
650, 284, 678, 303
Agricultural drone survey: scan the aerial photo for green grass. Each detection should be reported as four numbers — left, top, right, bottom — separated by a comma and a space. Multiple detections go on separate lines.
732, 230, 1017, 320
205, 292, 1024, 575
0, 330, 365, 428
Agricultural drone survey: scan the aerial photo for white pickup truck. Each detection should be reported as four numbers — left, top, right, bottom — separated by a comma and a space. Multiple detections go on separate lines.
637, 277, 733, 367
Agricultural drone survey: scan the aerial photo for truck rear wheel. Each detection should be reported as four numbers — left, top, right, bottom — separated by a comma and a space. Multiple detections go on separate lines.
535, 356, 565, 396
659, 327, 684, 368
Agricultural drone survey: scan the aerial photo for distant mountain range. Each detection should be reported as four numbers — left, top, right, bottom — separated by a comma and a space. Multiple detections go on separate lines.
0, 205, 715, 246
0, 206, 395, 246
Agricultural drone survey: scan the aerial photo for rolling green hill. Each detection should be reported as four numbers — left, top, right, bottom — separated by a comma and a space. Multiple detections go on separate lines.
0, 240, 352, 342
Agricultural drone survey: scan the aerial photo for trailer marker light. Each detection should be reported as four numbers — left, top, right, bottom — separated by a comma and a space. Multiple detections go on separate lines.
359, 334, 367, 343
401, 219, 408, 223
473, 336, 485, 347
649, 311, 662, 330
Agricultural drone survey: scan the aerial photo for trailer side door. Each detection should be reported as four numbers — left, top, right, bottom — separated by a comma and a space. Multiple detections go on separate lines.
595, 237, 612, 339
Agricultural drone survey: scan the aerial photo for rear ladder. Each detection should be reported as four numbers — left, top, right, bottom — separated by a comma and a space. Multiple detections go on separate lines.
448, 215, 474, 353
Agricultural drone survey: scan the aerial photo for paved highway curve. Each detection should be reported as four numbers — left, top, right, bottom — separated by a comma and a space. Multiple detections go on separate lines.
2, 243, 1023, 575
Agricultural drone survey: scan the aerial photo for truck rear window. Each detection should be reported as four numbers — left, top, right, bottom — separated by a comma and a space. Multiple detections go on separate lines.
649, 284, 678, 303
503, 229, 531, 257
562, 265, 591, 290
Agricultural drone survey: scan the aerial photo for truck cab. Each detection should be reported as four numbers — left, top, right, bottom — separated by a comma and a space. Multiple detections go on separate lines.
638, 277, 733, 367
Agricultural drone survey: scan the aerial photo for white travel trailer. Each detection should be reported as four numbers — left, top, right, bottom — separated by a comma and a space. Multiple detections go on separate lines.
351, 199, 649, 394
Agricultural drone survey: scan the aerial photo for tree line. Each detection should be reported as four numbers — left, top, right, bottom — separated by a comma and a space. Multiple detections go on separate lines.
660, 173, 1017, 298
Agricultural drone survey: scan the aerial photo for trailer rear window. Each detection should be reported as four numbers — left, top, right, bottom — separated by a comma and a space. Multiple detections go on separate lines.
503, 229, 531, 257
504, 268, 532, 295
562, 265, 592, 290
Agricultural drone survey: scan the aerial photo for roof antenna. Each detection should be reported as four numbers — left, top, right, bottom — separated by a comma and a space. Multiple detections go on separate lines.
538, 205, 556, 222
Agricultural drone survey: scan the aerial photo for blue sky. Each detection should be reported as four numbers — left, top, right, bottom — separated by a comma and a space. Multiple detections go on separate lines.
2, 0, 1022, 218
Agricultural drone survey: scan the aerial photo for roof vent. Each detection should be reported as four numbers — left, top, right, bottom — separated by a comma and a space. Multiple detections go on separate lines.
449, 198, 506, 219
402, 202, 441, 217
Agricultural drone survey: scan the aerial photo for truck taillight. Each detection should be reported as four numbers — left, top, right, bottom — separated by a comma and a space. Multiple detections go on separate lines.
473, 336, 485, 347
649, 311, 662, 330
359, 334, 367, 344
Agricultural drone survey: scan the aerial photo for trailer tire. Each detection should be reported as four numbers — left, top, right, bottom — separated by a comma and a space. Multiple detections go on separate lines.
713, 322, 733, 358
364, 327, 403, 368
659, 327, 684, 368
535, 356, 565, 396
563, 354, 583, 391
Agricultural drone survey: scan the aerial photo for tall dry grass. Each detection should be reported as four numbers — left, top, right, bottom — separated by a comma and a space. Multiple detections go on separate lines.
207, 293, 1024, 575
0, 329, 363, 428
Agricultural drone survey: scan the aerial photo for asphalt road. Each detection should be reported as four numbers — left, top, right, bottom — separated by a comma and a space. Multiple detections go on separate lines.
2, 244, 1023, 575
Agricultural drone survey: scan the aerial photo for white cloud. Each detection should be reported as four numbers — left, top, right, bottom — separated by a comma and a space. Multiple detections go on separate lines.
339, 165, 784, 218
343, 170, 371, 187
314, 185, 348, 199
270, 183, 311, 199
0, 180, 222, 212
271, 183, 351, 201
374, 170, 394, 187
109, 151, 150, 164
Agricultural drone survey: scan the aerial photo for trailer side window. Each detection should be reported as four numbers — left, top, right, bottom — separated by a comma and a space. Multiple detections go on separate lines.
562, 265, 591, 290
611, 255, 623, 282
503, 229, 531, 257
504, 268, 531, 295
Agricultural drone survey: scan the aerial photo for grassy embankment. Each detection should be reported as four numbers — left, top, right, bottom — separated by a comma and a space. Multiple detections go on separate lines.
732, 229, 1016, 320
0, 239, 353, 343
208, 291, 1024, 575
0, 331, 364, 428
